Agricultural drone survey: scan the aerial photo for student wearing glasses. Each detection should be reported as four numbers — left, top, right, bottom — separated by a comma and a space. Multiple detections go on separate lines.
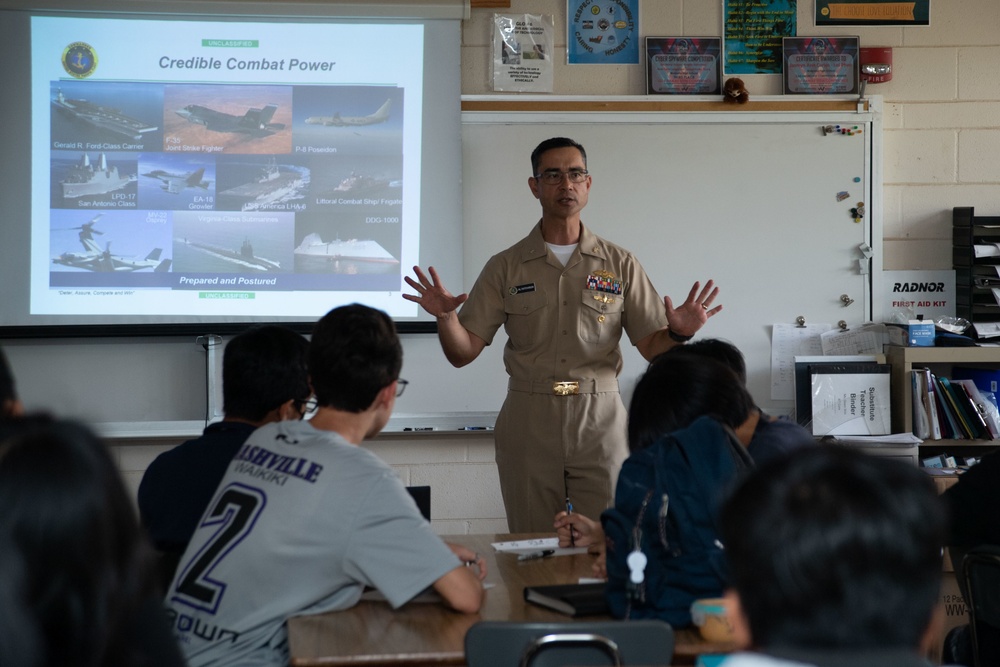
166, 304, 485, 667
405, 136, 721, 532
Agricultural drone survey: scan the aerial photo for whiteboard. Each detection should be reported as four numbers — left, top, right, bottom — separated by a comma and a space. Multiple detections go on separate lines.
5, 98, 883, 426
443, 98, 883, 416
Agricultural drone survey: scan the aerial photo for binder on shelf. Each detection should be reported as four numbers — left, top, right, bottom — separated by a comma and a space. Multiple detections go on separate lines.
953, 379, 999, 440
939, 376, 984, 439
910, 370, 931, 440
918, 368, 942, 440
793, 355, 882, 428
930, 374, 964, 440
951, 366, 1000, 395
810, 364, 891, 436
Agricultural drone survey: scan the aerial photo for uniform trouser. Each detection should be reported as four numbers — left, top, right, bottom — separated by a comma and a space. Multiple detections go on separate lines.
494, 389, 629, 533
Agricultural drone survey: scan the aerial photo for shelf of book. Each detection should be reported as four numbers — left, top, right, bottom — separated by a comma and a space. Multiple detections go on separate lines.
887, 345, 1000, 452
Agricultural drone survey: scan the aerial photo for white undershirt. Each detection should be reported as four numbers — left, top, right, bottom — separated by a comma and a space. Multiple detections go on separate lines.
547, 242, 578, 266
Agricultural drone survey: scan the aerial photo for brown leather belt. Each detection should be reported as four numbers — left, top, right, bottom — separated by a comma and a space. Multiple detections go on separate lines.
508, 379, 620, 395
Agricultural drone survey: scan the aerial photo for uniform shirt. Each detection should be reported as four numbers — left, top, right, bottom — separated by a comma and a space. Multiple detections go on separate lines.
459, 222, 667, 384
166, 420, 460, 667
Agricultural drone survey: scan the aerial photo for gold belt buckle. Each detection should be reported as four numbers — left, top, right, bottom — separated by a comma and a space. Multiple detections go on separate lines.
553, 381, 579, 396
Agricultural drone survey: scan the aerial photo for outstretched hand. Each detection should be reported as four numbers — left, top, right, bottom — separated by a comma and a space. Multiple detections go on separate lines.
403, 266, 468, 318
664, 280, 722, 338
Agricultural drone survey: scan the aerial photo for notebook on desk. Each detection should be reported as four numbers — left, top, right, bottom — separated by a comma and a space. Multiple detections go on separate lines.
523, 582, 608, 616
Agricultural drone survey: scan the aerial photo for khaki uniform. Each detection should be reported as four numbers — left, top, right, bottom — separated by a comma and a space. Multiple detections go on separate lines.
460, 222, 668, 531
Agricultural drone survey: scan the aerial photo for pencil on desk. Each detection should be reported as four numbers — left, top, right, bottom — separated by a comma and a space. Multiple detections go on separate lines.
566, 496, 575, 547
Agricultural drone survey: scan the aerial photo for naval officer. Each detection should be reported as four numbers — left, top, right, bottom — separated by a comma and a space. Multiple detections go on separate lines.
405, 137, 721, 531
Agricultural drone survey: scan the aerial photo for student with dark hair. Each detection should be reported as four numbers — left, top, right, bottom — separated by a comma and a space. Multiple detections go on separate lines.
672, 337, 749, 382
717, 446, 948, 667
167, 304, 485, 667
555, 353, 755, 567
627, 352, 756, 453
665, 338, 816, 465
0, 524, 40, 667
0, 416, 185, 667
0, 346, 23, 418
138, 324, 310, 561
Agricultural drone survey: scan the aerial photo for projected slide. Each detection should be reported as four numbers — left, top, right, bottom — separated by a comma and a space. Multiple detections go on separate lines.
33, 16, 421, 318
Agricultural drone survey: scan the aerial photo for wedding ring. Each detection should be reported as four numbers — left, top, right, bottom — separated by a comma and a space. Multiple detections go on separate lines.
702, 303, 709, 310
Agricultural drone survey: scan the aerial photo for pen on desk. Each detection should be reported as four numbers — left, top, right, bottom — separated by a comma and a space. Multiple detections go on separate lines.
517, 549, 555, 562
565, 496, 575, 547
403, 427, 435, 431
460, 426, 490, 431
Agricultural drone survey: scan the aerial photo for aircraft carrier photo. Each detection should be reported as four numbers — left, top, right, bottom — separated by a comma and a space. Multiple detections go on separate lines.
52, 89, 158, 142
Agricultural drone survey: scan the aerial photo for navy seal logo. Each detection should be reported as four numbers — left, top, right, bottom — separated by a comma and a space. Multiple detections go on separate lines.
62, 42, 98, 79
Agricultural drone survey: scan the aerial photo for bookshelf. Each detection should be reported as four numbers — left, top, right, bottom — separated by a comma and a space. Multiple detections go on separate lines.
887, 345, 1000, 452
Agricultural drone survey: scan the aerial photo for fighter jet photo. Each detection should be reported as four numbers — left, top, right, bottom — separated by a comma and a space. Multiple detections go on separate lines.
304, 99, 392, 127
142, 167, 211, 194
52, 214, 171, 272
175, 103, 286, 137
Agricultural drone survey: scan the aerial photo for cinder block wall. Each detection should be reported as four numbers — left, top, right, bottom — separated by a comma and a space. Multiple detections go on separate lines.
116, 1, 999, 535
462, 0, 1000, 270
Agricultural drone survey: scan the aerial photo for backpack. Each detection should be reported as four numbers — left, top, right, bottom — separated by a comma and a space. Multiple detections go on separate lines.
601, 415, 754, 627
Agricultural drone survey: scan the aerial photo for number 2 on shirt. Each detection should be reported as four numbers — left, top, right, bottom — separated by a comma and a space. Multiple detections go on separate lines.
172, 483, 267, 614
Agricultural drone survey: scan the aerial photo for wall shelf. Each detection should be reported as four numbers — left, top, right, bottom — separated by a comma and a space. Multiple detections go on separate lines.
887, 345, 1000, 451
461, 95, 869, 114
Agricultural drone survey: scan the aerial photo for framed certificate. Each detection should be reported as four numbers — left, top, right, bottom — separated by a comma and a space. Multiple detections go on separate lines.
646, 37, 721, 95
782, 36, 859, 94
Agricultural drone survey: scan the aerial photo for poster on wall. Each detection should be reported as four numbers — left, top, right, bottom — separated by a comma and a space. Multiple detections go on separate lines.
493, 14, 554, 92
646, 37, 722, 94
566, 0, 639, 65
724, 0, 797, 75
817, 0, 929, 26
782, 36, 859, 94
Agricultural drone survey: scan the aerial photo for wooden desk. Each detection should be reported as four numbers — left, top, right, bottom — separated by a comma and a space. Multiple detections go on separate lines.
287, 534, 735, 666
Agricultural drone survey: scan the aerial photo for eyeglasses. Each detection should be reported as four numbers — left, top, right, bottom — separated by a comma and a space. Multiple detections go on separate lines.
396, 379, 409, 397
294, 396, 318, 419
533, 169, 589, 185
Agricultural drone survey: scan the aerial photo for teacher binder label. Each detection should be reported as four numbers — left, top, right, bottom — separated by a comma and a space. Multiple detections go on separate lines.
811, 369, 891, 436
